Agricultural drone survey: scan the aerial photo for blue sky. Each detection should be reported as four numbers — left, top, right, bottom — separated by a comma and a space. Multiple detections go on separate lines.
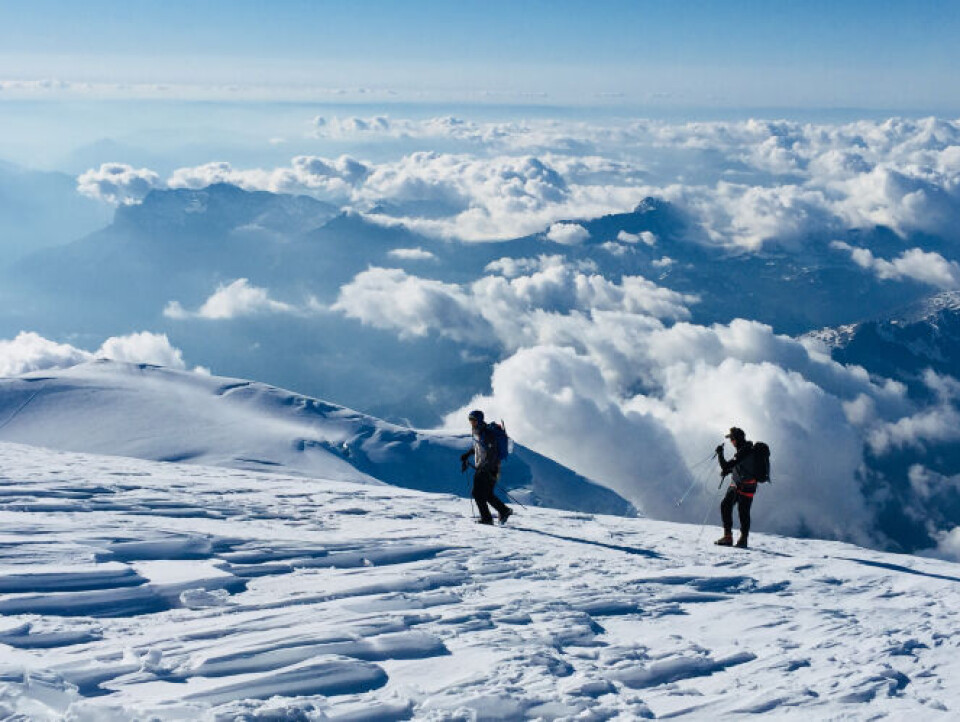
1, 0, 958, 110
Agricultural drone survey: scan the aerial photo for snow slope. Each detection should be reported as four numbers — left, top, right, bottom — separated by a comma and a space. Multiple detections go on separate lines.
0, 360, 634, 518
1, 441, 959, 720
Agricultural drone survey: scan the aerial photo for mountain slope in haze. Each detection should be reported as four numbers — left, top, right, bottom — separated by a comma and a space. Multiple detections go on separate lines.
0, 360, 634, 517
806, 290, 960, 384
7, 183, 934, 334
0, 441, 958, 719
6, 184, 341, 326
0, 159, 111, 264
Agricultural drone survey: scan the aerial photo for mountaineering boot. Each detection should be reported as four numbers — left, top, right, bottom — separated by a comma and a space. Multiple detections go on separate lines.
715, 533, 733, 546
735, 534, 749, 548
475, 518, 494, 525
499, 508, 513, 525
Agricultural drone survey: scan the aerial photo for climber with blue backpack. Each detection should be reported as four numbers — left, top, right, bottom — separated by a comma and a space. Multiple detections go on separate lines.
460, 409, 513, 525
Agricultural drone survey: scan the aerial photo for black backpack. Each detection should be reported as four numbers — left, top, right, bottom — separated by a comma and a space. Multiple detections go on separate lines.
753, 441, 771, 483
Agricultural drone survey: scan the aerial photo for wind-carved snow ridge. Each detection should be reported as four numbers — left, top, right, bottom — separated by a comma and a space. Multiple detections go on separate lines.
0, 443, 958, 719
0, 360, 635, 519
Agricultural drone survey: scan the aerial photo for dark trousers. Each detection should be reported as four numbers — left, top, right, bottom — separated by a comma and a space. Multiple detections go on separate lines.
720, 486, 753, 536
473, 466, 509, 523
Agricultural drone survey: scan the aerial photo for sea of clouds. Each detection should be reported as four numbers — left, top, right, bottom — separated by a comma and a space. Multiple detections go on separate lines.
28, 114, 960, 556
78, 115, 960, 250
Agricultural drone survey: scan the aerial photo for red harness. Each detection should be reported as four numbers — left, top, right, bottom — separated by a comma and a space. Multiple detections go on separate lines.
737, 479, 758, 498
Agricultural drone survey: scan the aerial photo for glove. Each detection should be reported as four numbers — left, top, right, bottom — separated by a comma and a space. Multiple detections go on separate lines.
715, 444, 724, 455
461, 458, 468, 473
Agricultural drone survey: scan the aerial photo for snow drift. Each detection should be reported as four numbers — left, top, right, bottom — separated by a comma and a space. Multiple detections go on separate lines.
0, 441, 958, 719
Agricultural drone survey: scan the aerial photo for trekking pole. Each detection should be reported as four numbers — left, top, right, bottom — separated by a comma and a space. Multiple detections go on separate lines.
499, 488, 528, 510
676, 450, 718, 507
695, 472, 727, 544
462, 465, 477, 518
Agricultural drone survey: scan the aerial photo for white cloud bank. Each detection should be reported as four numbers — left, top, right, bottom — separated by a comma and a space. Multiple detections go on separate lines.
546, 222, 590, 245
437, 318, 909, 546
329, 254, 960, 548
0, 331, 194, 376
334, 258, 696, 350
387, 247, 436, 261
80, 116, 960, 249
830, 242, 960, 289
77, 163, 162, 205
164, 279, 306, 320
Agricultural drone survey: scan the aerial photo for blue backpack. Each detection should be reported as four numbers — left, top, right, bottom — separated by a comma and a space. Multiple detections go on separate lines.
487, 421, 510, 462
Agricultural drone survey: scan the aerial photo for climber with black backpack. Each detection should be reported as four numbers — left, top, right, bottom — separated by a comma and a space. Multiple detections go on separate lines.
460, 409, 512, 525
714, 426, 770, 548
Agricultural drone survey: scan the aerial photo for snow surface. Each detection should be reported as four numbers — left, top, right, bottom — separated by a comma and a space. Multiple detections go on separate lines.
1, 441, 959, 720
0, 360, 634, 519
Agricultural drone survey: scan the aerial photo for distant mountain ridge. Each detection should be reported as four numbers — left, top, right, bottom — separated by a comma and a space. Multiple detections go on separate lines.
114, 183, 339, 236
805, 290, 960, 383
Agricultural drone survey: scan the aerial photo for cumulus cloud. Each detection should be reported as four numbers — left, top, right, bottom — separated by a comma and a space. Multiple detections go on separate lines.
96, 332, 187, 369
166, 156, 368, 203
164, 279, 302, 320
387, 247, 436, 261
867, 403, 960, 454
455, 345, 686, 509
332, 261, 929, 543
0, 331, 193, 375
160, 151, 648, 241
930, 526, 960, 563
332, 267, 494, 344
0, 332, 92, 376
331, 115, 960, 247
313, 115, 483, 142
441, 319, 890, 543
830, 242, 960, 289
314, 115, 392, 136
546, 222, 590, 245
618, 230, 657, 246
360, 153, 651, 241
600, 242, 632, 256
485, 257, 547, 278
77, 163, 162, 205
334, 260, 695, 353
377, 258, 921, 546
484, 255, 597, 278
668, 181, 834, 250
908, 464, 960, 501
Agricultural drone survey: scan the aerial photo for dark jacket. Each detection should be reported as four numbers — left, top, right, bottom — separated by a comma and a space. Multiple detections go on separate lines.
719, 441, 761, 494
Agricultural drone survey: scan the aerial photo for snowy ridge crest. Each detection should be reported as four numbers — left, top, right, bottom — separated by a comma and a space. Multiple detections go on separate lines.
888, 290, 960, 326
0, 360, 634, 518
